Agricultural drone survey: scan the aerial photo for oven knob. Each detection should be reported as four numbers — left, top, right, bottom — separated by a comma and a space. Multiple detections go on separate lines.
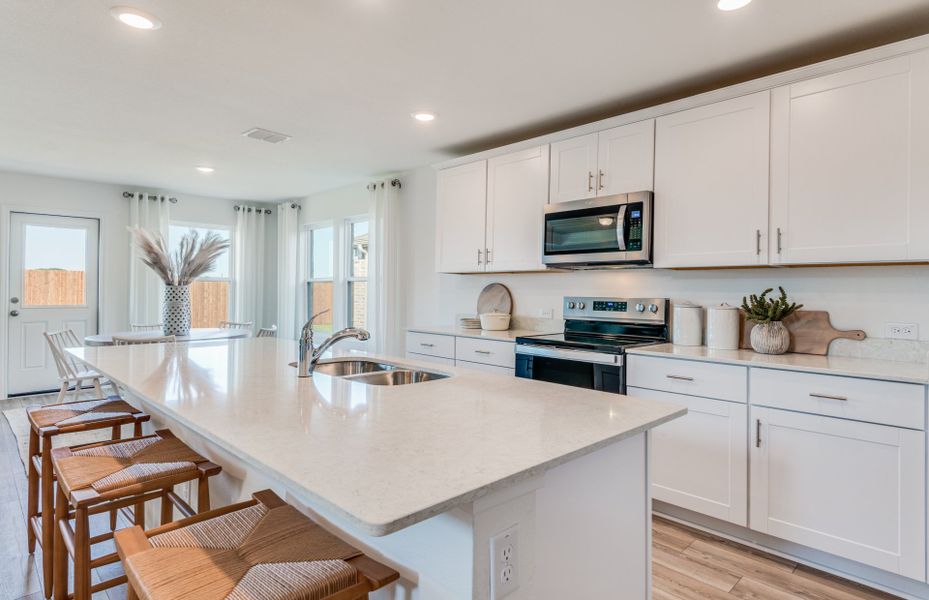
577, 302, 586, 310
567, 301, 576, 309
635, 303, 645, 312
648, 303, 659, 313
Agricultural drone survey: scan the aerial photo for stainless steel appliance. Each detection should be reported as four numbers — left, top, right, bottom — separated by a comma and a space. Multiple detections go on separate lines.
515, 296, 668, 394
542, 192, 653, 269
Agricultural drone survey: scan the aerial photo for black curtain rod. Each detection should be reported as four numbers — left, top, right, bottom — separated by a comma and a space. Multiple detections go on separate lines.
123, 191, 178, 204
234, 205, 273, 214
366, 178, 401, 191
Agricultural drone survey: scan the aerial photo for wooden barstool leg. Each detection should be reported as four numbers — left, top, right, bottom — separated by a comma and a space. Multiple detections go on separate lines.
26, 428, 39, 553
73, 505, 91, 600
40, 436, 55, 595
52, 487, 68, 600
134, 420, 143, 437
160, 488, 174, 525
134, 499, 146, 529
126, 582, 140, 600
109, 423, 121, 530
198, 475, 211, 513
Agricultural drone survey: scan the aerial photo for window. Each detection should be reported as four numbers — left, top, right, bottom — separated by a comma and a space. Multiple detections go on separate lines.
169, 223, 231, 328
23, 225, 87, 306
305, 217, 370, 337
307, 225, 334, 333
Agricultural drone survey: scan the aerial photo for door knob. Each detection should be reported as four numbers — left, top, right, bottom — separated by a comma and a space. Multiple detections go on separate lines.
9, 310, 20, 317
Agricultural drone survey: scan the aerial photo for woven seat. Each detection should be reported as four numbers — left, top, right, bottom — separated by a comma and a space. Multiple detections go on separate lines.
52, 430, 221, 600
26, 396, 150, 598
115, 490, 399, 600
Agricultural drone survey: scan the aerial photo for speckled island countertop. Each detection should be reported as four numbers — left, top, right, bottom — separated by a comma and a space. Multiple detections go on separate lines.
627, 343, 929, 385
69, 338, 684, 536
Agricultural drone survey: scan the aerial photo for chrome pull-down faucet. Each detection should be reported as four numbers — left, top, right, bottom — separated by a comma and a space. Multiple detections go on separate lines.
298, 309, 371, 377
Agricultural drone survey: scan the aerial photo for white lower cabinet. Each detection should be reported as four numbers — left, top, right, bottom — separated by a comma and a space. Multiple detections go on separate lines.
750, 405, 926, 580
629, 387, 747, 525
405, 352, 455, 367
455, 359, 514, 375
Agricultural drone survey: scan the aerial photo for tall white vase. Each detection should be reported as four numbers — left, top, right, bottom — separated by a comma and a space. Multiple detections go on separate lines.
163, 285, 191, 336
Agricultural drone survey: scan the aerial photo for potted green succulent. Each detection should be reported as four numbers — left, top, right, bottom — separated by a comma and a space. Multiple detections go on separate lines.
741, 287, 803, 355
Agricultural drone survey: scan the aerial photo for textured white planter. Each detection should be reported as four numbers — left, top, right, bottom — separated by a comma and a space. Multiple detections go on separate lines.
163, 285, 191, 337
750, 321, 790, 354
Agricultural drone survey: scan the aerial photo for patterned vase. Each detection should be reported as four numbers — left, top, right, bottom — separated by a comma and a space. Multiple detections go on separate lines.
750, 321, 790, 355
162, 285, 191, 337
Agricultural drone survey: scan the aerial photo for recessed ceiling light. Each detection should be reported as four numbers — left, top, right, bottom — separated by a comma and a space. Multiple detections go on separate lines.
717, 0, 752, 10
412, 111, 437, 122
110, 6, 162, 30
195, 166, 215, 173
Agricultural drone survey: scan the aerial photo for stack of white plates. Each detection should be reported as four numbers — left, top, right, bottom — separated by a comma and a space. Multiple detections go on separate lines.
458, 316, 482, 329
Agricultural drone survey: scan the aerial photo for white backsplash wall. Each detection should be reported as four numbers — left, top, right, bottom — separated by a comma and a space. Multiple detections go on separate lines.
398, 166, 929, 351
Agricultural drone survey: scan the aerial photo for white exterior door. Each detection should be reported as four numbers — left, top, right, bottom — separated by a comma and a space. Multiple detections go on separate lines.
548, 133, 598, 204
750, 406, 925, 579
654, 91, 771, 268
770, 50, 929, 264
629, 387, 747, 526
596, 120, 655, 196
486, 145, 549, 272
435, 161, 487, 273
7, 213, 100, 395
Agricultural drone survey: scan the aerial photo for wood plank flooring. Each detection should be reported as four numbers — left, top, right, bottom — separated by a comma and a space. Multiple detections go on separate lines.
0, 393, 905, 600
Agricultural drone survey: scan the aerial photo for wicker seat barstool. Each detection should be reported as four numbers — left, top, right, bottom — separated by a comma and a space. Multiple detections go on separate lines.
26, 396, 150, 597
51, 430, 221, 600
114, 489, 400, 600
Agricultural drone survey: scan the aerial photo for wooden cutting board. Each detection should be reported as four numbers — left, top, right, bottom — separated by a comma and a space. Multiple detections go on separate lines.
739, 310, 866, 355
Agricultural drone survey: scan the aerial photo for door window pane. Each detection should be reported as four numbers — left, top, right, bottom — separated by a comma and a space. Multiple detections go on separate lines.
349, 281, 367, 329
310, 227, 334, 279
23, 225, 86, 306
351, 221, 369, 277
308, 281, 334, 333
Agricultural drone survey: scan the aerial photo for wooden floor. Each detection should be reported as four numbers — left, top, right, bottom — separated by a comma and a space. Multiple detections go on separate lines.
0, 393, 903, 600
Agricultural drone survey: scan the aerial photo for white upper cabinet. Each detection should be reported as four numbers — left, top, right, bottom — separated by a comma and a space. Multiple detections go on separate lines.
596, 120, 655, 197
770, 51, 929, 264
486, 145, 550, 271
549, 133, 598, 204
654, 91, 771, 268
435, 161, 487, 273
549, 120, 655, 204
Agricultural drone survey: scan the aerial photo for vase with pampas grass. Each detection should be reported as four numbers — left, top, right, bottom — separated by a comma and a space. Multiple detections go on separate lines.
129, 226, 230, 337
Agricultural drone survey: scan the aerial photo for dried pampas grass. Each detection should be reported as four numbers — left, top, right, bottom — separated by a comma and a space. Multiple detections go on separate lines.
129, 226, 230, 286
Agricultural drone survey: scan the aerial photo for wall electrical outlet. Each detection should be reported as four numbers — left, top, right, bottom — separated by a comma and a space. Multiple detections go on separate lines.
539, 308, 554, 319
885, 322, 918, 340
490, 525, 519, 599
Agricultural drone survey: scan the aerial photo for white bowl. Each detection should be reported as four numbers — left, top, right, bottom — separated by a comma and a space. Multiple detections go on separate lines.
480, 313, 511, 331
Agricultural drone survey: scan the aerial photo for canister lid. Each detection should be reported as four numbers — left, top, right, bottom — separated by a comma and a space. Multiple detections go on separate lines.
710, 303, 739, 310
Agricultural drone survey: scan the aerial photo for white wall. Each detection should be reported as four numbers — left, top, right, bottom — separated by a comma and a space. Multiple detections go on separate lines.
398, 166, 929, 344
301, 183, 370, 225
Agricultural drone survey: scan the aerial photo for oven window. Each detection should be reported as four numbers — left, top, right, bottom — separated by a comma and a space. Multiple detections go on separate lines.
545, 206, 622, 255
529, 356, 596, 388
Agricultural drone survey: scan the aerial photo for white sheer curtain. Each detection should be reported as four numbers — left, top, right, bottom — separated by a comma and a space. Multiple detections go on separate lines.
232, 206, 269, 332
368, 179, 402, 355
128, 192, 170, 326
276, 202, 304, 339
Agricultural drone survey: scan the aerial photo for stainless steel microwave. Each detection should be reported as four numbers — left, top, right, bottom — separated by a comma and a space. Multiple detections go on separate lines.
542, 192, 653, 268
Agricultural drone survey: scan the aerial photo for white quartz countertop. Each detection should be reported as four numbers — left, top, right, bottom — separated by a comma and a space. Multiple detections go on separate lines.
69, 339, 684, 536
408, 325, 552, 342
627, 344, 929, 385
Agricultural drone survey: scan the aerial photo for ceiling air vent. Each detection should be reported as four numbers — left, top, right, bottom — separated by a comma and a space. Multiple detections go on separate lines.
241, 127, 292, 144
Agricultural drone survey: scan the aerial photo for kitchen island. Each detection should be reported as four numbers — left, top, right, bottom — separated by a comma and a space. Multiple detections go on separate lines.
69, 338, 684, 600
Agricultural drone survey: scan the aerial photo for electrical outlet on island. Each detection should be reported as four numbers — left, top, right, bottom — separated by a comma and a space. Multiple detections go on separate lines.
490, 525, 519, 599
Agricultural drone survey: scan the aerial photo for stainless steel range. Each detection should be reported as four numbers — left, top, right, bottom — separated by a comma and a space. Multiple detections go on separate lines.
515, 297, 669, 394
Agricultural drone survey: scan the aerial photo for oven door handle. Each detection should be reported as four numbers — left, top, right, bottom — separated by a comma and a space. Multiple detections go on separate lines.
615, 204, 627, 251
516, 344, 620, 365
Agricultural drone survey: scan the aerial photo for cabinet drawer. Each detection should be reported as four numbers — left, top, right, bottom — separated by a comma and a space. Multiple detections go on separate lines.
455, 337, 515, 369
405, 332, 455, 359
455, 359, 514, 375
406, 352, 455, 367
627, 355, 747, 402
750, 369, 924, 430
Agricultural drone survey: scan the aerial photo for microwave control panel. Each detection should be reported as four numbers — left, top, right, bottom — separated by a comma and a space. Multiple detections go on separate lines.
626, 203, 644, 251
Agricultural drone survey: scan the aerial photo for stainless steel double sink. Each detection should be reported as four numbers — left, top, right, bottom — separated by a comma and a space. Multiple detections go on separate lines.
291, 358, 449, 386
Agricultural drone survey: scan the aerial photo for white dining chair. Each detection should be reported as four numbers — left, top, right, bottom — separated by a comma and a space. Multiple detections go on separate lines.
130, 323, 163, 332
257, 325, 277, 338
112, 335, 177, 346
44, 329, 120, 402
219, 320, 253, 331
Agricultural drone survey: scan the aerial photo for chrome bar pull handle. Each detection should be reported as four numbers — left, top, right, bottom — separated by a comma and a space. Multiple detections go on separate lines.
598, 170, 605, 191
756, 419, 762, 448
756, 229, 761, 255
810, 393, 848, 402
776, 227, 783, 254
666, 374, 694, 382
477, 248, 483, 266
587, 171, 594, 193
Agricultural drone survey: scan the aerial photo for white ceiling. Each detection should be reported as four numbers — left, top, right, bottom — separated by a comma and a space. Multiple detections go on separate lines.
3, 0, 929, 200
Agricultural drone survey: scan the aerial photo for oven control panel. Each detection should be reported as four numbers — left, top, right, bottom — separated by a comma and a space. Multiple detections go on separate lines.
563, 297, 667, 323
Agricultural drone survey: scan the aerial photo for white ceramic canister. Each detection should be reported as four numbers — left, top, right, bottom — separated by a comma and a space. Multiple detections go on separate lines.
672, 302, 703, 346
706, 303, 741, 350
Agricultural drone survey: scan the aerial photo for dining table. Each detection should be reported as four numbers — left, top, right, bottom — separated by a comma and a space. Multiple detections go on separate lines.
84, 327, 250, 346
